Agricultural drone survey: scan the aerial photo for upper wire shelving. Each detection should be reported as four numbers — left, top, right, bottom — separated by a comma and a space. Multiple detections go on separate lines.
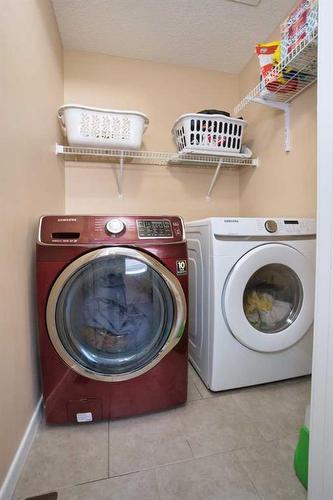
56, 144, 258, 198
234, 27, 318, 151
235, 28, 318, 112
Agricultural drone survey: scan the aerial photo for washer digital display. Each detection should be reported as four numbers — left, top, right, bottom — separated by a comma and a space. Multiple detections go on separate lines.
137, 220, 173, 238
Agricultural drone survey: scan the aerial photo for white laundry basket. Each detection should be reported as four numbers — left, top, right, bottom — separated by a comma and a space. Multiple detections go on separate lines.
172, 113, 247, 155
58, 105, 149, 149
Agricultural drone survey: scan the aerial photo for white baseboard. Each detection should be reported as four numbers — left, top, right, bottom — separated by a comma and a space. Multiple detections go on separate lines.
0, 397, 43, 500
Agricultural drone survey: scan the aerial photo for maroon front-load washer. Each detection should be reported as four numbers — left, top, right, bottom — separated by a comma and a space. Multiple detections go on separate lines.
36, 215, 188, 424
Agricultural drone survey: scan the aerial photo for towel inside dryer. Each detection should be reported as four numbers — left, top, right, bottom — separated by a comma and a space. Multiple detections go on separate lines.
243, 263, 303, 333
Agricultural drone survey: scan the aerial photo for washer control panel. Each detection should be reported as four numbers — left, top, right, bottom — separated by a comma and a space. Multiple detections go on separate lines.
137, 219, 173, 239
105, 218, 125, 235
39, 215, 185, 244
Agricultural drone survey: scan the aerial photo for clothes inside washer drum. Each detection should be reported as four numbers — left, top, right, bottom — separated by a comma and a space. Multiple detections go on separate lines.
82, 272, 151, 352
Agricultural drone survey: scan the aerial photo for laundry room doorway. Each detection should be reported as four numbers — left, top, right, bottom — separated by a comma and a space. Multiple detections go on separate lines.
308, 1, 333, 498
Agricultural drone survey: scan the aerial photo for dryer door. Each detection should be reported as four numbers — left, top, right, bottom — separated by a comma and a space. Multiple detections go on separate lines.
46, 247, 186, 381
223, 243, 314, 352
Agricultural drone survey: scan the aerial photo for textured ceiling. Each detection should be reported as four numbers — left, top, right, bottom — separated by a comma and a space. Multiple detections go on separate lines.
52, 0, 297, 74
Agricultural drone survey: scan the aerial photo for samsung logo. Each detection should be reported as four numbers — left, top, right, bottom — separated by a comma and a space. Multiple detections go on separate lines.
224, 219, 239, 223
57, 218, 77, 222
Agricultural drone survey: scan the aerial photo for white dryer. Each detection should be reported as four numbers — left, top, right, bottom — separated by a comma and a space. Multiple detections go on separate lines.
186, 217, 316, 391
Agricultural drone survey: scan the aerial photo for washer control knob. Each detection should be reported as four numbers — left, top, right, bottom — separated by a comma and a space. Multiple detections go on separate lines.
265, 219, 278, 233
105, 219, 125, 235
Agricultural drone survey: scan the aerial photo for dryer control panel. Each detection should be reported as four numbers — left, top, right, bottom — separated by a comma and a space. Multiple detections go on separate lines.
209, 217, 316, 237
39, 215, 185, 244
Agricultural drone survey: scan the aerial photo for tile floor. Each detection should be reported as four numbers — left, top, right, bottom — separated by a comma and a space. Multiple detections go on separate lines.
14, 365, 310, 500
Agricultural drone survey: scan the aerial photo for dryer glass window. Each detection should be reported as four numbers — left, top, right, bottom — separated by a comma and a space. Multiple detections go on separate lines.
55, 255, 174, 375
243, 264, 303, 333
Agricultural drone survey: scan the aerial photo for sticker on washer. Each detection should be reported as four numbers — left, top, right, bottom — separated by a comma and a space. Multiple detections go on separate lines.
176, 260, 187, 275
76, 412, 93, 423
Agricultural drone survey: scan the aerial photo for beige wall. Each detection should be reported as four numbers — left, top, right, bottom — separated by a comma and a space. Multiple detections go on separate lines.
238, 39, 317, 217
0, 0, 64, 487
64, 51, 240, 220
64, 44, 317, 221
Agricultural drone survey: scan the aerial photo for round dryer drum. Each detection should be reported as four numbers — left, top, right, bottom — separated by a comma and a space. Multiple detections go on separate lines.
223, 243, 315, 352
46, 247, 186, 381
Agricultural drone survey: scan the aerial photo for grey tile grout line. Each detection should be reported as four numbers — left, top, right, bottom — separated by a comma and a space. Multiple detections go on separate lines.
19, 430, 301, 498
26, 446, 264, 500
192, 374, 311, 400
228, 392, 280, 442
152, 467, 162, 500
228, 391, 304, 444
229, 393, 258, 420
20, 435, 296, 500
231, 451, 264, 500
69, 466, 161, 497
183, 392, 225, 407
80, 447, 250, 486
69, 434, 293, 499
74, 462, 170, 489
116, 444, 273, 476
190, 373, 271, 401
185, 438, 195, 459
187, 379, 203, 401
107, 419, 110, 478
191, 378, 211, 399
73, 469, 141, 488
148, 443, 273, 476
106, 453, 201, 480
188, 363, 220, 399
28, 479, 101, 499
73, 417, 299, 488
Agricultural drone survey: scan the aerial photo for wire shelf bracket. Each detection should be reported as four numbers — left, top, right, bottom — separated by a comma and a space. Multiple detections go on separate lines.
115, 151, 124, 198
206, 158, 224, 199
56, 144, 258, 198
252, 98, 291, 152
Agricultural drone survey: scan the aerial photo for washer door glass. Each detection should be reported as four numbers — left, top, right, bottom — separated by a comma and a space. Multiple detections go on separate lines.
243, 264, 303, 333
55, 254, 174, 376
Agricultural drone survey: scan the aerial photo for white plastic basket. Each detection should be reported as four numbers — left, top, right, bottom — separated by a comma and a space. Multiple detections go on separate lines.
172, 113, 247, 155
57, 105, 149, 149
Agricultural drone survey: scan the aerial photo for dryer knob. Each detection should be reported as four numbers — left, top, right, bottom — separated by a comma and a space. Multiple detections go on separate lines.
105, 219, 125, 235
265, 219, 278, 233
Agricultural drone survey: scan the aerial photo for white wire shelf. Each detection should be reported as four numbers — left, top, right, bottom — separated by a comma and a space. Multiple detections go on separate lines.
56, 145, 258, 168
234, 27, 318, 115
56, 144, 257, 199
